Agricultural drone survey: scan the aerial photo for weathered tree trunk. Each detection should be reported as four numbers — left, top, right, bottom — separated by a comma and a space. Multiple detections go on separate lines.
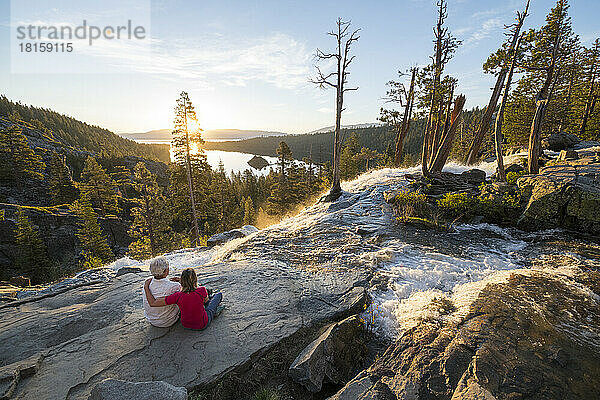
395, 68, 417, 166
528, 98, 548, 174
579, 64, 598, 137
528, 4, 561, 175
465, 71, 506, 165
495, 34, 523, 182
422, 8, 444, 178
465, 0, 530, 165
430, 94, 466, 173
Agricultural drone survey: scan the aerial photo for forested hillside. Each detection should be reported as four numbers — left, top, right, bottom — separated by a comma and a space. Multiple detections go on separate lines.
204, 108, 489, 165
0, 96, 170, 162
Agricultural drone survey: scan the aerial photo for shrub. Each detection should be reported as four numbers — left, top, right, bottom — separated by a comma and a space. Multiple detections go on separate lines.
506, 170, 525, 185
253, 388, 280, 400
394, 190, 428, 222
436, 192, 475, 217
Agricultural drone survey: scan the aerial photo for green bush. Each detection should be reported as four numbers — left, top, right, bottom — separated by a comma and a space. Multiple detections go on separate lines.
436, 192, 475, 216
506, 170, 525, 185
253, 388, 280, 400
394, 190, 428, 222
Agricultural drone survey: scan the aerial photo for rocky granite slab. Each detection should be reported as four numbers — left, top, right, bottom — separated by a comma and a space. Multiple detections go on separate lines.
0, 258, 369, 399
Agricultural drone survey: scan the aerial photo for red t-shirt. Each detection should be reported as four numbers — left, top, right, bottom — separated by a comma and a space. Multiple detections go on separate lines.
165, 287, 209, 330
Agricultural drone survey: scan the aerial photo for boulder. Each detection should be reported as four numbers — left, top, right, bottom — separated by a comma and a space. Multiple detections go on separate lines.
557, 149, 579, 161
88, 379, 187, 400
115, 267, 143, 277
542, 132, 580, 151
460, 169, 487, 185
504, 163, 525, 174
0, 251, 369, 399
289, 316, 366, 392
331, 267, 600, 400
8, 276, 30, 287
517, 161, 600, 234
206, 225, 258, 247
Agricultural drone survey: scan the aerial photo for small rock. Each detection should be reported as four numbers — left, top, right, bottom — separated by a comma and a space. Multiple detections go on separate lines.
557, 149, 579, 161
461, 169, 487, 185
355, 226, 377, 236
542, 132, 580, 151
115, 267, 143, 277
289, 316, 366, 392
88, 378, 187, 400
206, 225, 258, 247
504, 163, 525, 174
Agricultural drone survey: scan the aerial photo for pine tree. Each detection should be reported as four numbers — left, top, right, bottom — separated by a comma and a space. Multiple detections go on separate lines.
171, 91, 206, 244
128, 163, 172, 259
276, 141, 293, 180
243, 196, 255, 226
340, 132, 360, 180
501, 0, 580, 146
110, 164, 132, 198
14, 208, 54, 284
80, 157, 120, 216
0, 126, 45, 183
47, 153, 78, 205
71, 194, 114, 264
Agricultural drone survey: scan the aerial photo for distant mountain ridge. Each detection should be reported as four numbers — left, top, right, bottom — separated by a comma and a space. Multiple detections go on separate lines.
306, 123, 383, 135
120, 124, 383, 142
120, 128, 289, 142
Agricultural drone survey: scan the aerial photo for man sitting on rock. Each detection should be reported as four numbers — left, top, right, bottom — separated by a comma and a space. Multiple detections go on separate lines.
142, 257, 181, 328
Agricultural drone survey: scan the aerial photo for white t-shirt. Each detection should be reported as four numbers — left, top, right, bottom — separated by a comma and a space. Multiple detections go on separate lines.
142, 277, 182, 328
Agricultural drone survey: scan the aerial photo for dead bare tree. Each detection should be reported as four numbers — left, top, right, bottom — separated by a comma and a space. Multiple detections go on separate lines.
421, 0, 461, 177
429, 94, 466, 173
311, 18, 360, 201
380, 67, 418, 166
465, 0, 530, 165
579, 39, 600, 137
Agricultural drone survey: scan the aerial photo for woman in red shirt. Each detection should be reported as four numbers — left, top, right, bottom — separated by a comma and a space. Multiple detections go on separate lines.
144, 268, 223, 330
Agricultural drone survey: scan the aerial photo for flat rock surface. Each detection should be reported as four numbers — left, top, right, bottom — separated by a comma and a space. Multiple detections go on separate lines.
0, 258, 369, 400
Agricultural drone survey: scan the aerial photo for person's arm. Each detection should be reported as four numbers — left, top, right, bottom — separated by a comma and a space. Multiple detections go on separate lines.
199, 286, 209, 304
169, 276, 180, 282
144, 278, 167, 307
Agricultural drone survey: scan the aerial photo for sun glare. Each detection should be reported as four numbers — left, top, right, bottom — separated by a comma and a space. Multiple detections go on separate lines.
188, 118, 201, 133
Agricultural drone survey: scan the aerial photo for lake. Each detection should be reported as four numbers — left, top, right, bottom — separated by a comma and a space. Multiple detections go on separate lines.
137, 139, 279, 176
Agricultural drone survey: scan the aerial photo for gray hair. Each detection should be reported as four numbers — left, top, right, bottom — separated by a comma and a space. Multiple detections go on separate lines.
149, 257, 169, 278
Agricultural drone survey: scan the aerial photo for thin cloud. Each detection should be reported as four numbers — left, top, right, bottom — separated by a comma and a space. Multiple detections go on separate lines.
89, 33, 314, 91
464, 18, 503, 46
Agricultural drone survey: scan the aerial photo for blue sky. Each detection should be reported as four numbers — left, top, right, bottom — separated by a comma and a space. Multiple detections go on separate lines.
1, 0, 599, 134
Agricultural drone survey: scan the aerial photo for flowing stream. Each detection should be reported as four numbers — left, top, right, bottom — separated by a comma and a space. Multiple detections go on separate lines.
28, 154, 600, 338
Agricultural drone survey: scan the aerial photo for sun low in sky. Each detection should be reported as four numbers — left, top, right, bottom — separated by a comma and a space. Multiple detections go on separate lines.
1, 0, 599, 134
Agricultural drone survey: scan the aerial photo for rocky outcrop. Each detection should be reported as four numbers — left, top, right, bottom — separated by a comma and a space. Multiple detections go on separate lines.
0, 203, 132, 280
517, 156, 600, 234
558, 149, 579, 161
289, 315, 367, 392
88, 379, 187, 400
541, 132, 581, 151
0, 255, 370, 399
206, 225, 258, 247
330, 265, 600, 400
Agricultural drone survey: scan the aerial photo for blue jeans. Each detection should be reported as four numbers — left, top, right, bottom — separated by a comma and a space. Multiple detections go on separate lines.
204, 292, 223, 327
